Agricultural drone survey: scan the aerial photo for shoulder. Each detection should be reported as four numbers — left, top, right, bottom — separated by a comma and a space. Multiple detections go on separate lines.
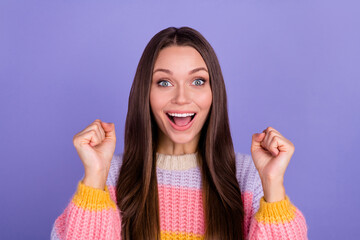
106, 153, 124, 187
234, 152, 261, 194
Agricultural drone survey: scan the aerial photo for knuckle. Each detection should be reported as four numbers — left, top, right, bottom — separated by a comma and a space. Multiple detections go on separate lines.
73, 137, 79, 146
93, 121, 101, 128
73, 134, 78, 141
92, 123, 100, 131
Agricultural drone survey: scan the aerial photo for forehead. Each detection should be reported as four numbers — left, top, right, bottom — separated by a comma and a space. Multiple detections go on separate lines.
153, 46, 207, 70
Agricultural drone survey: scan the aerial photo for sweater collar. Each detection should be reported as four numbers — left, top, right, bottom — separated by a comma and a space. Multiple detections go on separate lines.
156, 152, 199, 170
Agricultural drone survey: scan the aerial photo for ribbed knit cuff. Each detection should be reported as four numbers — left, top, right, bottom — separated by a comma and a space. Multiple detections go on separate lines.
72, 181, 117, 211
254, 195, 296, 224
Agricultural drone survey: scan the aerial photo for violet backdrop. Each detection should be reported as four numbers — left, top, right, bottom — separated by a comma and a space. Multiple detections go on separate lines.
1, 0, 359, 239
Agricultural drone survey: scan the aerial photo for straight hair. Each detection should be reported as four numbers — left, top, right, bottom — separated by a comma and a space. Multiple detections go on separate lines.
116, 26, 245, 239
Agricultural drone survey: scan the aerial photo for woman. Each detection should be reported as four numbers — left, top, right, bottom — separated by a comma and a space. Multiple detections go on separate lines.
51, 26, 308, 239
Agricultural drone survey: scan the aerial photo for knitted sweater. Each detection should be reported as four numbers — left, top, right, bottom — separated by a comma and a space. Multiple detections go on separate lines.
51, 152, 308, 239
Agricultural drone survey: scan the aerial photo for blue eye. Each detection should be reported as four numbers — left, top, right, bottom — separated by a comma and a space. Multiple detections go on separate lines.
157, 80, 173, 87
192, 79, 205, 86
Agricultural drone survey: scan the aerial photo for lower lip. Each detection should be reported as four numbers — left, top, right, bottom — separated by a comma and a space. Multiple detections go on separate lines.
167, 114, 196, 131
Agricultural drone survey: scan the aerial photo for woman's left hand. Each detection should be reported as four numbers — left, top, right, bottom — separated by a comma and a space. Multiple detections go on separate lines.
251, 126, 295, 202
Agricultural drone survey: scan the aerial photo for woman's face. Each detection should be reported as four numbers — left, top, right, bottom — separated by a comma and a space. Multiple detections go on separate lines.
150, 45, 212, 148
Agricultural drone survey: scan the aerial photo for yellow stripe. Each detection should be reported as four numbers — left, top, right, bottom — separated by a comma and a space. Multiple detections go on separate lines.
72, 181, 117, 211
254, 195, 296, 224
161, 231, 204, 240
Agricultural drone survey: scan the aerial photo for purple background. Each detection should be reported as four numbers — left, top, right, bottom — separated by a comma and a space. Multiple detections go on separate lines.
1, 0, 359, 239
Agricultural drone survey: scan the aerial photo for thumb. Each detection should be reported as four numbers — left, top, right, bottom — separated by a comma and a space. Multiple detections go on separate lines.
101, 122, 116, 140
251, 132, 266, 149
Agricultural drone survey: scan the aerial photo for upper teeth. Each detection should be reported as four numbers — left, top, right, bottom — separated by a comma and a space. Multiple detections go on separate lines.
168, 113, 195, 117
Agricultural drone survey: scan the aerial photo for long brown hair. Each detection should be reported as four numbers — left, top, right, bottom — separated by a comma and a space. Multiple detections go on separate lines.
116, 26, 245, 239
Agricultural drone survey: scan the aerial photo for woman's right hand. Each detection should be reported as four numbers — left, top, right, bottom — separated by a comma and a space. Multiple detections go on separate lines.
72, 119, 116, 190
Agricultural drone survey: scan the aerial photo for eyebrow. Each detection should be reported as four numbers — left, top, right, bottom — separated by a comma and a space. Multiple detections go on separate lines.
153, 67, 208, 75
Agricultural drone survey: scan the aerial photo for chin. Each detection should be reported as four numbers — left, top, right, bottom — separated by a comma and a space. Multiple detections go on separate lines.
168, 132, 197, 145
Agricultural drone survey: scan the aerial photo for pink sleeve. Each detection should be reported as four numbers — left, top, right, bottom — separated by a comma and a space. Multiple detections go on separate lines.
237, 153, 308, 239
50, 181, 122, 240
247, 195, 308, 240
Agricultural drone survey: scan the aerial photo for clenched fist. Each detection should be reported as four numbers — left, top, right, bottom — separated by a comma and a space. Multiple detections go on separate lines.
251, 126, 294, 202
72, 119, 116, 190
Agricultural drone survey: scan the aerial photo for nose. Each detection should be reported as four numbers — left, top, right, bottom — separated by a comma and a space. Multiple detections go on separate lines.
172, 85, 191, 105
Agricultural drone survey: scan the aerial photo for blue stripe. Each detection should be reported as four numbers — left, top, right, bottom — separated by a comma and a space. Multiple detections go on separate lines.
156, 167, 202, 189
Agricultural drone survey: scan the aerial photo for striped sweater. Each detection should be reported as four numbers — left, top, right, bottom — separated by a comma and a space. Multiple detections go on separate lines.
51, 152, 308, 239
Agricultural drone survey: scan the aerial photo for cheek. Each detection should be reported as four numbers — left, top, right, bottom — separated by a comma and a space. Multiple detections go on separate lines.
197, 90, 212, 110
150, 89, 161, 112
150, 97, 164, 129
150, 89, 167, 121
150, 87, 172, 110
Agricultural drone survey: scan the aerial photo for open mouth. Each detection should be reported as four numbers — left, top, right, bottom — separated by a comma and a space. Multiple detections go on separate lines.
166, 113, 196, 127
